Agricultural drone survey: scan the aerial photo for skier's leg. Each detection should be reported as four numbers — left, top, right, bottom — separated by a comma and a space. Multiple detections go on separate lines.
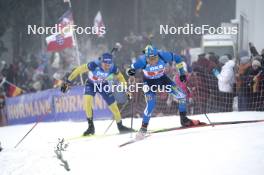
83, 95, 94, 120
140, 91, 157, 132
170, 86, 201, 127
100, 88, 134, 133
82, 82, 96, 135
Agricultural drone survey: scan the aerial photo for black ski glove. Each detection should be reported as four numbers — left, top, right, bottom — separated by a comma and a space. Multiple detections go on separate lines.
126, 68, 136, 76
61, 81, 70, 93
179, 74, 186, 83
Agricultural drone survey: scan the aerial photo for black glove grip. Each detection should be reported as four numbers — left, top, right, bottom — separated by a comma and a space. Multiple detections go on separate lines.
126, 68, 136, 76
61, 83, 69, 93
179, 74, 186, 83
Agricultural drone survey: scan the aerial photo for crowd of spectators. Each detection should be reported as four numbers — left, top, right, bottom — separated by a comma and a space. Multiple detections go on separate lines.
0, 45, 90, 98
0, 41, 263, 121
0, 53, 53, 94
184, 43, 264, 114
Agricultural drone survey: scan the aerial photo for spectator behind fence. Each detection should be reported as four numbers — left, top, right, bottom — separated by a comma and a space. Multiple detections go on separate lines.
205, 53, 220, 113
189, 54, 214, 114
247, 59, 264, 111
212, 58, 235, 112
236, 56, 252, 111
261, 49, 264, 66
249, 42, 259, 57
249, 42, 264, 67
218, 55, 229, 68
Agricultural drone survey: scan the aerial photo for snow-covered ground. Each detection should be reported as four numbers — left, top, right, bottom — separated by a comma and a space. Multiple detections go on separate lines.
1, 112, 264, 175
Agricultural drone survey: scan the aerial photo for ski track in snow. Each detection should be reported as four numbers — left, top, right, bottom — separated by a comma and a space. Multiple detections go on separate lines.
0, 111, 264, 175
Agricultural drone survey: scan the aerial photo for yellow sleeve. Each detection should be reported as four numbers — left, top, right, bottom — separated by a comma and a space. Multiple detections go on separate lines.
68, 64, 89, 81
115, 71, 127, 85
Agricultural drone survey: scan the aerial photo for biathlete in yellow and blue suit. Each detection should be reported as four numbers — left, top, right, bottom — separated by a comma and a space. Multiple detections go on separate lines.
61, 53, 133, 136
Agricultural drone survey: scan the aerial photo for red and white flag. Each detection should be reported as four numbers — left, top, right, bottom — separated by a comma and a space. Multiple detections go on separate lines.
93, 11, 105, 37
46, 10, 74, 52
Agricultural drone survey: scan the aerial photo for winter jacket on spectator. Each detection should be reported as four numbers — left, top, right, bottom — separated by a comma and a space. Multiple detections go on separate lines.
261, 49, 264, 66
248, 60, 264, 93
192, 59, 208, 74
249, 42, 264, 67
236, 56, 252, 92
249, 42, 259, 57
192, 56, 217, 74
246, 59, 264, 111
236, 56, 252, 111
191, 55, 218, 113
187, 71, 210, 114
214, 60, 235, 93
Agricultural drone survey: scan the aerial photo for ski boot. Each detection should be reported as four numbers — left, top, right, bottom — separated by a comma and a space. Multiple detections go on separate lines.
136, 123, 148, 140
83, 118, 95, 136
117, 121, 135, 134
180, 112, 202, 127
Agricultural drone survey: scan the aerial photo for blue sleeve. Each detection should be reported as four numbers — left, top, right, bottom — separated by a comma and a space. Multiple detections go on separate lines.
158, 51, 174, 63
131, 55, 147, 70
155, 50, 184, 64
87, 61, 98, 71
159, 51, 185, 75
173, 54, 183, 64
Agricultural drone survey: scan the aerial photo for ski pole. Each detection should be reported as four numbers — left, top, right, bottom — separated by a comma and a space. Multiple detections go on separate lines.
103, 120, 114, 135
103, 97, 130, 134
186, 85, 213, 126
204, 113, 214, 127
14, 116, 43, 148
128, 77, 136, 131
130, 94, 134, 130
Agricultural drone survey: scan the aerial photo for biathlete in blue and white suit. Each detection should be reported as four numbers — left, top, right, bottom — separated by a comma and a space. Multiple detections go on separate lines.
126, 45, 201, 136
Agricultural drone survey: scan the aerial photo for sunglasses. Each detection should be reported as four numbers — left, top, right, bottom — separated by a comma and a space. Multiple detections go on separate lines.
102, 62, 112, 66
